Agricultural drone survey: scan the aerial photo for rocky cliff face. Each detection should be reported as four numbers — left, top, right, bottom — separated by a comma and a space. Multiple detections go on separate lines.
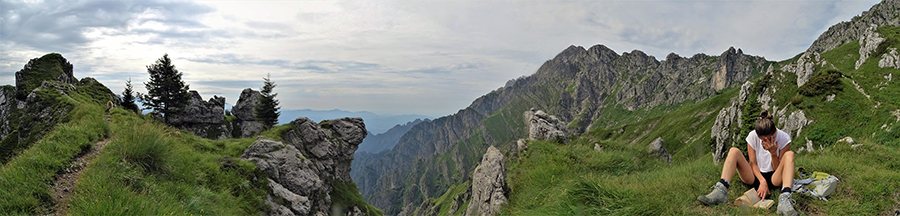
355, 44, 769, 214
241, 117, 369, 216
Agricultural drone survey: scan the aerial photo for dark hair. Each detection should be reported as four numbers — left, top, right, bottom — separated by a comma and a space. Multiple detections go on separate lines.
755, 110, 776, 136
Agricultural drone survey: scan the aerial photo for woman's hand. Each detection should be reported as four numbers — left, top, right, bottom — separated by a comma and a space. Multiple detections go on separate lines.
757, 183, 769, 199
763, 139, 778, 153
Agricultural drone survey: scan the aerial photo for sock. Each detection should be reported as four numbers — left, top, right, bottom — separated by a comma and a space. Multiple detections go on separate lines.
719, 179, 730, 189
781, 187, 792, 193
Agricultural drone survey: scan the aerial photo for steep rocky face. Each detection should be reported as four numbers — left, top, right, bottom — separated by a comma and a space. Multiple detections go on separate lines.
465, 146, 508, 216
356, 44, 769, 214
241, 117, 368, 216
523, 109, 567, 142
0, 86, 18, 140
805, 0, 900, 54
232, 88, 264, 138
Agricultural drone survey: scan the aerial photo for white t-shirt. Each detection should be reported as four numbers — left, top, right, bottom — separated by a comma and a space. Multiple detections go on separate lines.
746, 129, 791, 173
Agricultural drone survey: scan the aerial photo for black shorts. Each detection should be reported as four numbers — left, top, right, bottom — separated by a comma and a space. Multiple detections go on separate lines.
744, 171, 778, 195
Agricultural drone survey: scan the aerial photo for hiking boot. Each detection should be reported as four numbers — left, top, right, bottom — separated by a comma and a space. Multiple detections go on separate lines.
777, 192, 799, 216
698, 182, 728, 205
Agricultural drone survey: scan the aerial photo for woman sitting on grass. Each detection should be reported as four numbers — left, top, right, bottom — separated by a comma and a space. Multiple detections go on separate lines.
698, 110, 799, 216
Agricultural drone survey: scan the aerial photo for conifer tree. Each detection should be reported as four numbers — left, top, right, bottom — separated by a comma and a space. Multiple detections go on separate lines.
122, 78, 139, 113
142, 54, 191, 124
256, 73, 280, 129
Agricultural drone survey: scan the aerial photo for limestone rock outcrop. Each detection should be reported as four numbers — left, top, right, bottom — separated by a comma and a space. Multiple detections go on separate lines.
647, 138, 672, 163
524, 108, 567, 142
879, 48, 900, 69
710, 81, 750, 164
856, 25, 886, 69
465, 146, 508, 216
232, 88, 264, 138
241, 117, 369, 216
781, 51, 825, 87
781, 110, 812, 138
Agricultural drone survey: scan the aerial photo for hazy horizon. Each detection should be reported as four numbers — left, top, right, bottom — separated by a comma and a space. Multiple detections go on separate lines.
0, 0, 881, 117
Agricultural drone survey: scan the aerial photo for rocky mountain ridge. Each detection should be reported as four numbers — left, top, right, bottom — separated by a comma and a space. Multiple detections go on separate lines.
353, 44, 771, 214
1, 53, 119, 163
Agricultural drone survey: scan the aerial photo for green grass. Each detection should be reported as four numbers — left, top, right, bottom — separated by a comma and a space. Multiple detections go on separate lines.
0, 103, 109, 214
502, 133, 900, 215
332, 180, 385, 216
67, 108, 270, 215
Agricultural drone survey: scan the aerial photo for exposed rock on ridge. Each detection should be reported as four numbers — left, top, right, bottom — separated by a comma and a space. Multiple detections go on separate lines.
465, 146, 508, 216
232, 88, 264, 138
524, 108, 567, 142
241, 117, 369, 216
165, 91, 231, 140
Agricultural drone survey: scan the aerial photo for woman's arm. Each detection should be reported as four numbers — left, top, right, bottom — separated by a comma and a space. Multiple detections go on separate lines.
748, 143, 769, 198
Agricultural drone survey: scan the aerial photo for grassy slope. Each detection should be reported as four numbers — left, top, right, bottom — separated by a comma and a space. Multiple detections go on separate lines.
502, 26, 900, 215
67, 108, 269, 215
1, 79, 381, 215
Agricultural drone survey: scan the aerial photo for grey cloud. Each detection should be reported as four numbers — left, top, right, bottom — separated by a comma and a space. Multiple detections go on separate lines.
1, 0, 215, 52
185, 54, 382, 73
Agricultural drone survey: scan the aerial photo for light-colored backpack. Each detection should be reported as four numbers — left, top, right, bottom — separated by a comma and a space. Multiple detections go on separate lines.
792, 167, 839, 201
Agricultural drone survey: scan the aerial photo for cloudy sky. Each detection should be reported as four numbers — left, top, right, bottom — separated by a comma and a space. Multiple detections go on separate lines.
0, 0, 881, 117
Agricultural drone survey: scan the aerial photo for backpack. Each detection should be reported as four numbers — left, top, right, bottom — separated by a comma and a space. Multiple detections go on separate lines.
792, 167, 839, 201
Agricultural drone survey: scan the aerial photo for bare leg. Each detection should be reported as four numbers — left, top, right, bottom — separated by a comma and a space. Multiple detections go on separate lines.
721, 147, 756, 184
772, 151, 796, 188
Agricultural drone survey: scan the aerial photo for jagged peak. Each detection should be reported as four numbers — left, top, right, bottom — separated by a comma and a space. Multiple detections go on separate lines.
554, 45, 587, 60
665, 52, 682, 61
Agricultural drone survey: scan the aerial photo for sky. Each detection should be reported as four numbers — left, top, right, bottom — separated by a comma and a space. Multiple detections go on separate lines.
0, 0, 882, 117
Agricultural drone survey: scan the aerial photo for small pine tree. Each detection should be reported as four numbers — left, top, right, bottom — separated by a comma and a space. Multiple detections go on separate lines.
142, 54, 191, 124
256, 73, 281, 129
122, 78, 140, 113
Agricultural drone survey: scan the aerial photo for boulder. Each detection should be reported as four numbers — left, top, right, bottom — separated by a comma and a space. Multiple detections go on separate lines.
465, 146, 509, 216
647, 138, 672, 163
523, 108, 568, 142
241, 117, 368, 216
